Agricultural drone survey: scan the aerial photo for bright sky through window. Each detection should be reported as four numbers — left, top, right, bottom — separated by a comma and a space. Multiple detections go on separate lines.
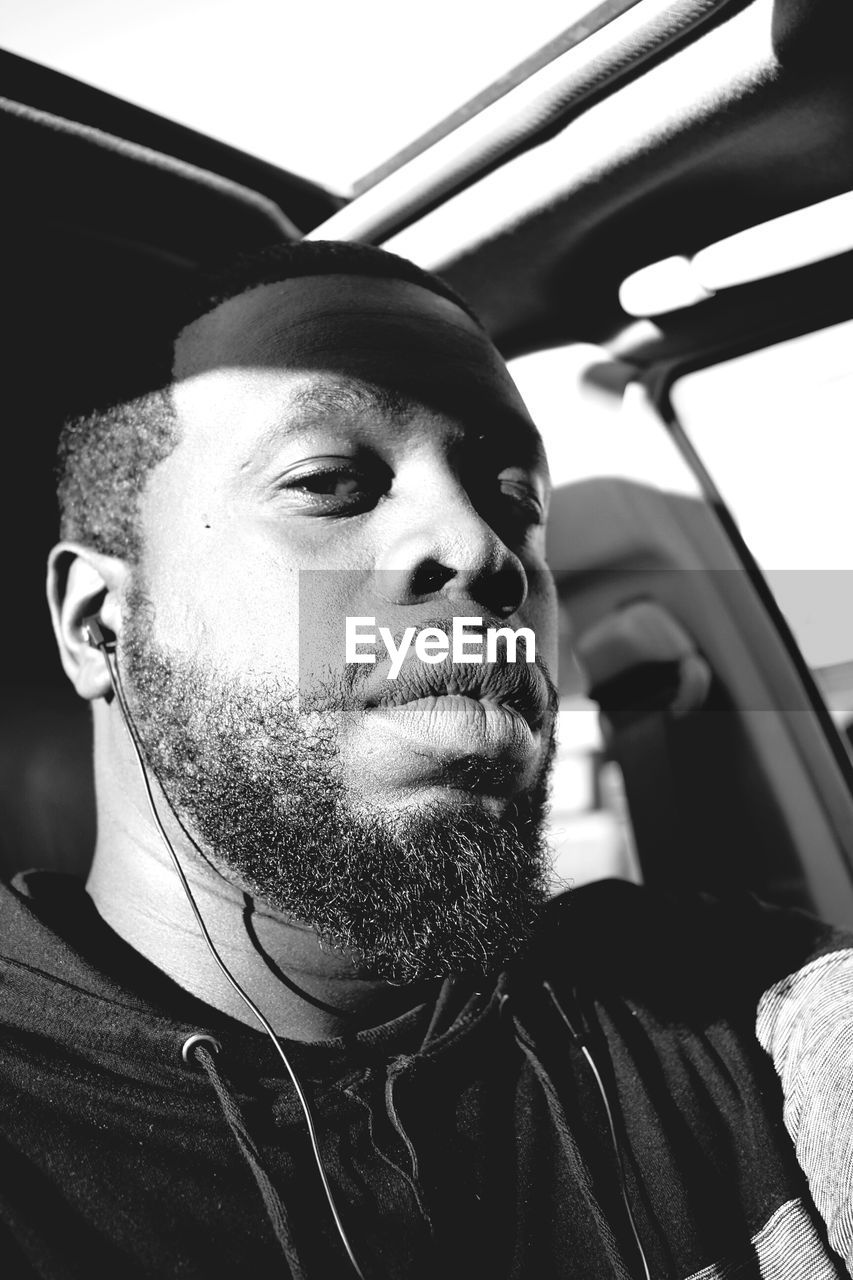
2, 0, 579, 192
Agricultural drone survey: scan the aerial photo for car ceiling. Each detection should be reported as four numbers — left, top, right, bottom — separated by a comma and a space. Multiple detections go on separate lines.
361, 0, 853, 361
6, 0, 853, 366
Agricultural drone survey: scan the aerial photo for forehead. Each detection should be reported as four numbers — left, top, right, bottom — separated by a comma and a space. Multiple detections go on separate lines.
170, 274, 535, 453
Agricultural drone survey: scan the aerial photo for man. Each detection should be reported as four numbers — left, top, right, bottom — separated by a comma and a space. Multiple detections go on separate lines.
1, 239, 851, 1278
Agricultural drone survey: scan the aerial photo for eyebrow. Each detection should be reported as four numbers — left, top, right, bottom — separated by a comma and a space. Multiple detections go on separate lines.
247, 376, 549, 481
286, 380, 417, 423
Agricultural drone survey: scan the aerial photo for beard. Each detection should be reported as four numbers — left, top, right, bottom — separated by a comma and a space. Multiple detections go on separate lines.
120, 584, 557, 984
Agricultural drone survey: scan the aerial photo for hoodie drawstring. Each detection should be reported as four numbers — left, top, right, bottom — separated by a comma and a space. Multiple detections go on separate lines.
187, 1038, 308, 1280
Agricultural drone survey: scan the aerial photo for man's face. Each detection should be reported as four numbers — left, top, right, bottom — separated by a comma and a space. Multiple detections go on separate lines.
122, 273, 559, 980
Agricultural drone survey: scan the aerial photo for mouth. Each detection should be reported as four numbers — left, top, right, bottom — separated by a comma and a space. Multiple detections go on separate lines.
347, 645, 555, 802
361, 652, 552, 732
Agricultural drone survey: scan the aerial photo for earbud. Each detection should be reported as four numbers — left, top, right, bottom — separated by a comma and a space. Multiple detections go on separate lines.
82, 615, 114, 652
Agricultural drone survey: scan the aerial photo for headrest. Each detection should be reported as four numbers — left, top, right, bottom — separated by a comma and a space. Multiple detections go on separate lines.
0, 690, 94, 880
575, 599, 711, 728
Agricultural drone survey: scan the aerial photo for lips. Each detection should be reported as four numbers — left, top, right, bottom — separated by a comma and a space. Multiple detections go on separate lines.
360, 649, 552, 732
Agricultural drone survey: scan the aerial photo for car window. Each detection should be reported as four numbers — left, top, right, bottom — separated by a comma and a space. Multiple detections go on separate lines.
508, 344, 702, 890
1, 2, 584, 193
670, 319, 853, 741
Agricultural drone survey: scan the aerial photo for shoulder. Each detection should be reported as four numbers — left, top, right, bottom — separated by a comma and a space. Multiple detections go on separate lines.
0, 870, 93, 985
527, 878, 853, 1023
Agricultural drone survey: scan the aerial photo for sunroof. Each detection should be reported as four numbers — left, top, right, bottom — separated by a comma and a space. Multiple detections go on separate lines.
2, 0, 630, 195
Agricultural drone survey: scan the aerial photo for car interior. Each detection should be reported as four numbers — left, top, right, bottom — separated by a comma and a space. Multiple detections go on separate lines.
4, 0, 853, 925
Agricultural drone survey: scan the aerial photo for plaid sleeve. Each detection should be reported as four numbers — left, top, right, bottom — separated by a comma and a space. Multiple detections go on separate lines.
757, 947, 853, 1273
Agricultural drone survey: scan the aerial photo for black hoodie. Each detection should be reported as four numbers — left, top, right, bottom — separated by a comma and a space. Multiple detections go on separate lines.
0, 869, 850, 1279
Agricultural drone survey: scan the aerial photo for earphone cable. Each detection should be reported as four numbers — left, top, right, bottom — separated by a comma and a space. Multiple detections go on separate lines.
544, 981, 651, 1280
102, 645, 367, 1280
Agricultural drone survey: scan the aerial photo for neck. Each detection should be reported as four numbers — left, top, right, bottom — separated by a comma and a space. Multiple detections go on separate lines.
87, 773, 430, 1042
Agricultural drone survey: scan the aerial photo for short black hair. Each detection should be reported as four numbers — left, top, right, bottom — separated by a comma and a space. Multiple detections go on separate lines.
56, 240, 482, 561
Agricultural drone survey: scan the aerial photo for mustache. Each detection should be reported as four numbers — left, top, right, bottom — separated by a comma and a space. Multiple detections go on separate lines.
353, 620, 557, 731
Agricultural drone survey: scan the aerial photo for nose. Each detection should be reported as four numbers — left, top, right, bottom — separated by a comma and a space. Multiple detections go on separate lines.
376, 471, 528, 618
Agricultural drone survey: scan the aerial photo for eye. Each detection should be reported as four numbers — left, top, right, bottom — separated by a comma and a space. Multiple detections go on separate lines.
297, 471, 363, 498
496, 470, 546, 526
276, 458, 390, 515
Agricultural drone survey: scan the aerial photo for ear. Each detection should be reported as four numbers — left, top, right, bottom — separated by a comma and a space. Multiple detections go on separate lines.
46, 543, 129, 701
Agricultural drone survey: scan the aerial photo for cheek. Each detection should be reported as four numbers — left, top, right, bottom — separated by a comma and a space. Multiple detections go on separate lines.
143, 551, 376, 704
139, 528, 305, 681
296, 568, 375, 695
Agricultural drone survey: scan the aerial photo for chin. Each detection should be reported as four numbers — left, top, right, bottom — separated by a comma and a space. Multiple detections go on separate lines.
388, 785, 511, 821
347, 769, 530, 824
